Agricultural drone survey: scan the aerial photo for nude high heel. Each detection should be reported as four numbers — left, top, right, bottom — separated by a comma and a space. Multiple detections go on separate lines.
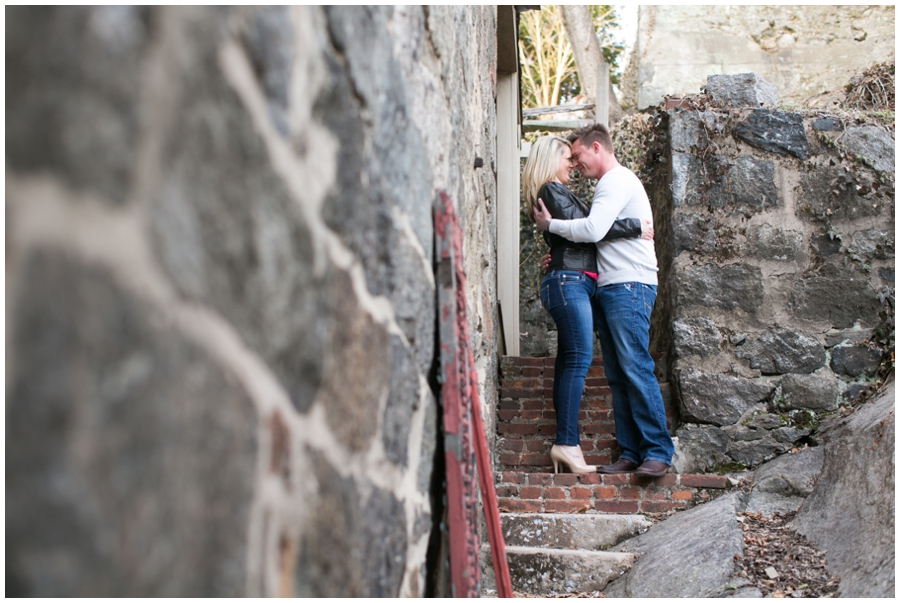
550, 445, 597, 474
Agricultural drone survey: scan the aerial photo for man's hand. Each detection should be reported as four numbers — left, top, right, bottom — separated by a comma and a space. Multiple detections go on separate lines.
533, 198, 552, 232
641, 219, 654, 240
540, 252, 551, 273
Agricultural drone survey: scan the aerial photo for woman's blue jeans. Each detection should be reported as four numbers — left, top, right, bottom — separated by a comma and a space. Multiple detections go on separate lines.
540, 270, 595, 446
592, 282, 674, 464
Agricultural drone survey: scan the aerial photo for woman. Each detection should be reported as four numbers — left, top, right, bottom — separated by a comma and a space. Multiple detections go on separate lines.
522, 135, 652, 474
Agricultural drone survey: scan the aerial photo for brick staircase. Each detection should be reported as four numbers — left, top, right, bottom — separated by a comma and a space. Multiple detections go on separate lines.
485, 356, 731, 595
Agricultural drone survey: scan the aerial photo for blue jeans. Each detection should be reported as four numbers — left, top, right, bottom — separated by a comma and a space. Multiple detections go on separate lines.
592, 282, 674, 464
540, 270, 595, 446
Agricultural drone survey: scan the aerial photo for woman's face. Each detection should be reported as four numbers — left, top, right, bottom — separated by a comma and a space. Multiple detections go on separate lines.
555, 146, 573, 185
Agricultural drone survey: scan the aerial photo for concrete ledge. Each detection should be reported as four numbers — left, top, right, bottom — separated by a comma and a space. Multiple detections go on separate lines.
484, 545, 635, 595
501, 512, 650, 549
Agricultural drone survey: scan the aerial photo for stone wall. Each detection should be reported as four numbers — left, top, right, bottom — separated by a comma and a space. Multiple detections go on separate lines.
666, 74, 894, 473
6, 6, 500, 597
627, 5, 895, 110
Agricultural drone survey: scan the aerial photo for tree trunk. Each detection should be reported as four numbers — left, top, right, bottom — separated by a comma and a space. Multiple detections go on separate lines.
560, 5, 623, 125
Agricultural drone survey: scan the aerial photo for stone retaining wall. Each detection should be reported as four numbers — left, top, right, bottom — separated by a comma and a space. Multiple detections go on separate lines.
6, 6, 501, 597
665, 74, 894, 473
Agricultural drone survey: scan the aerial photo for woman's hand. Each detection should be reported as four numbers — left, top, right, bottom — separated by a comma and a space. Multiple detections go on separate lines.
540, 253, 551, 273
534, 198, 552, 231
641, 219, 654, 240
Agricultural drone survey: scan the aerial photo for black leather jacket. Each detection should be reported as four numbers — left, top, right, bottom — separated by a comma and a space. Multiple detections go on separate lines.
540, 181, 643, 273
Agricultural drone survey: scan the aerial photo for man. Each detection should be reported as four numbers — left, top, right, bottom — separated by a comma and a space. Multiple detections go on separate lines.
534, 123, 674, 478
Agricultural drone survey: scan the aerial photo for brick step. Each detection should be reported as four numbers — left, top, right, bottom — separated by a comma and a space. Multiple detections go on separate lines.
500, 512, 650, 550
496, 470, 730, 515
498, 439, 618, 472
481, 544, 635, 596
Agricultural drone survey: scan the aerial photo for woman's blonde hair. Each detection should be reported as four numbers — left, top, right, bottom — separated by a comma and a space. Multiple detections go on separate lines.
522, 135, 570, 223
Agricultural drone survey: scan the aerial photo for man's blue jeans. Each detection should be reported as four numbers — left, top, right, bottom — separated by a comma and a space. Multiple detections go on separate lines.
592, 282, 674, 464
540, 270, 595, 446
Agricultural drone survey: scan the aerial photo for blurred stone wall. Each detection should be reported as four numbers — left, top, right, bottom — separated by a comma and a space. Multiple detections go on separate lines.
627, 5, 895, 110
6, 6, 500, 597
666, 76, 894, 473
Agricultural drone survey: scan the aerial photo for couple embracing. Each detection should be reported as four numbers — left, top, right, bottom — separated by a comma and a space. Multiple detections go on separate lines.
524, 124, 674, 479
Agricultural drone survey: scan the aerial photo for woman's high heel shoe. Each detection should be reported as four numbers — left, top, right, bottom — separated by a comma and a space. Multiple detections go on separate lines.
550, 444, 597, 474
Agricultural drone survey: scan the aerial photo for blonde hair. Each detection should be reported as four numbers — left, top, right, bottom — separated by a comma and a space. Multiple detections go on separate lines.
522, 136, 570, 224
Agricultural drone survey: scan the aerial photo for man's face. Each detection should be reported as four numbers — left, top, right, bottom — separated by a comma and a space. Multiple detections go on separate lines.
570, 139, 600, 179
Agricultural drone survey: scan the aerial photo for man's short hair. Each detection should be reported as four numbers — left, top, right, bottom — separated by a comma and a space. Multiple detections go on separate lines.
567, 123, 614, 154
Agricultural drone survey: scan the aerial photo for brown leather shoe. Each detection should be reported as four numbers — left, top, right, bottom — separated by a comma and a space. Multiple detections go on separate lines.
635, 460, 670, 478
598, 458, 639, 474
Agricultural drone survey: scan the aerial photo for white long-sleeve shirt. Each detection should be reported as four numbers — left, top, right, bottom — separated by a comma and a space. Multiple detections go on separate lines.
548, 166, 659, 287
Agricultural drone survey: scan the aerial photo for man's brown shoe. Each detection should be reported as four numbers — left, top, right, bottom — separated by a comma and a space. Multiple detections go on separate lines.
598, 458, 639, 474
635, 460, 670, 478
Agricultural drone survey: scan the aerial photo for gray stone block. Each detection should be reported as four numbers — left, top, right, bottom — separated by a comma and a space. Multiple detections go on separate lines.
673, 213, 717, 255
753, 447, 825, 498
673, 423, 731, 473
675, 263, 764, 314
295, 463, 408, 597
6, 251, 257, 597
734, 330, 825, 375
416, 390, 438, 494
779, 372, 841, 411
824, 328, 873, 348
727, 156, 778, 210
6, 6, 151, 204
706, 73, 778, 109
677, 368, 776, 426
382, 335, 419, 468
726, 437, 785, 467
770, 426, 811, 445
243, 6, 294, 136
746, 412, 788, 430
830, 344, 884, 377
840, 125, 895, 172
733, 110, 809, 159
744, 224, 803, 261
811, 234, 843, 257
670, 152, 707, 207
671, 154, 776, 213
669, 110, 723, 153
317, 270, 391, 453
673, 317, 721, 358
797, 167, 880, 222
790, 264, 881, 329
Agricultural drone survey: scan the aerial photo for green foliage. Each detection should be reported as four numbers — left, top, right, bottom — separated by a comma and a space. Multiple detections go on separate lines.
781, 410, 819, 431
711, 460, 747, 474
